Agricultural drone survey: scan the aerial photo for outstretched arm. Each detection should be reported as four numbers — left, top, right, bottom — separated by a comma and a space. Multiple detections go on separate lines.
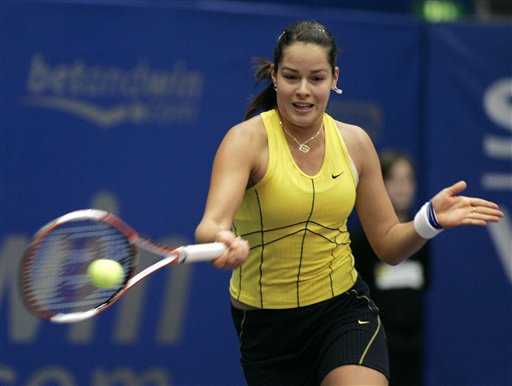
351, 126, 503, 265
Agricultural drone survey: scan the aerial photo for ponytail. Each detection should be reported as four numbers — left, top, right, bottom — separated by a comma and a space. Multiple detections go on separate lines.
243, 57, 277, 121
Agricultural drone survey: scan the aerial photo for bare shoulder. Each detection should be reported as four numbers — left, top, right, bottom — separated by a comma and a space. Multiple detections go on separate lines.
334, 120, 375, 173
217, 115, 268, 182
223, 114, 267, 150
334, 120, 371, 147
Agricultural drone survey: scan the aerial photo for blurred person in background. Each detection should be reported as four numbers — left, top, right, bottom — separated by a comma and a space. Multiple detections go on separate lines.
351, 150, 428, 386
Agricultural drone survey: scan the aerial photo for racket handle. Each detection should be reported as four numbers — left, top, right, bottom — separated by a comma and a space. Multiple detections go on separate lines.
179, 242, 226, 264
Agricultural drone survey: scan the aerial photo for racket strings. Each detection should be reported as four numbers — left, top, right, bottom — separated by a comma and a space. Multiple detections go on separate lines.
22, 219, 135, 317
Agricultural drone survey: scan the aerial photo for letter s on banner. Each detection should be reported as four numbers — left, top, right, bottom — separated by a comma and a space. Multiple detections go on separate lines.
483, 77, 512, 284
483, 77, 512, 132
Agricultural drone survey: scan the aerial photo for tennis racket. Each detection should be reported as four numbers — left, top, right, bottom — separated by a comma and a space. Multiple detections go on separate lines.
20, 209, 225, 324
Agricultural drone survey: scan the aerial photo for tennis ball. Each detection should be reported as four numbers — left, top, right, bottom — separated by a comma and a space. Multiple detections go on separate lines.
87, 259, 124, 289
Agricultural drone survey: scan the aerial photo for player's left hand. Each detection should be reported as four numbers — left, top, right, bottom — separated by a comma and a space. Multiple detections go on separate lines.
431, 180, 504, 228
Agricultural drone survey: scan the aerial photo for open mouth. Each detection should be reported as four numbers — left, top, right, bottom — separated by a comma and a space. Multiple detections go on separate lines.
292, 102, 314, 111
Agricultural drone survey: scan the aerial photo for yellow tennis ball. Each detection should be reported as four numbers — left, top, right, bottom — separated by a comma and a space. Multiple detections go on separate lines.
87, 259, 124, 289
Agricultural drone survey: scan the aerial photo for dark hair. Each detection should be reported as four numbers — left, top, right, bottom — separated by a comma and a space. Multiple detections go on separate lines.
379, 150, 416, 181
244, 20, 338, 120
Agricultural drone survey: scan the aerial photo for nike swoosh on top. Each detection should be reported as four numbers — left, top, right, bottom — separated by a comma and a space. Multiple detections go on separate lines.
331, 171, 344, 179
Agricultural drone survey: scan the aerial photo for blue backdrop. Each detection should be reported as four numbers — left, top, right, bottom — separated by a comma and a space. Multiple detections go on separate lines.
424, 22, 512, 385
1, 1, 510, 385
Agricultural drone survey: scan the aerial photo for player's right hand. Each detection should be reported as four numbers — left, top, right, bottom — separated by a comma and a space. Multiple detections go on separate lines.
211, 230, 249, 270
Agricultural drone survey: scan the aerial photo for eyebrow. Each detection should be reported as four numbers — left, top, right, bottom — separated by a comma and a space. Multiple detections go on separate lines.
281, 67, 329, 74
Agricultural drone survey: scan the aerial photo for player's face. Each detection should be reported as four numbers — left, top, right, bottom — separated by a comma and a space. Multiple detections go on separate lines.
272, 42, 338, 131
385, 159, 417, 213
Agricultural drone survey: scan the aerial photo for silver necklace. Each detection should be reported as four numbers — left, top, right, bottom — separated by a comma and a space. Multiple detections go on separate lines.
279, 121, 322, 153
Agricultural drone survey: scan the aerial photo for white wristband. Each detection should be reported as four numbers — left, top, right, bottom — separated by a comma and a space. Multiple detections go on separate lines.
414, 201, 444, 239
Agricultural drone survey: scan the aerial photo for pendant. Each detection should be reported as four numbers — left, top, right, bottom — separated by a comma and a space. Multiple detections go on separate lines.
299, 144, 310, 153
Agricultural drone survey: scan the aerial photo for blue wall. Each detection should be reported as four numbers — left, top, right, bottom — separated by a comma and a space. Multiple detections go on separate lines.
1, 1, 510, 385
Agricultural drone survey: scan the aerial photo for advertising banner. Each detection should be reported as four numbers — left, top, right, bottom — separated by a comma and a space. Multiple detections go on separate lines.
424, 22, 511, 386
0, 3, 422, 385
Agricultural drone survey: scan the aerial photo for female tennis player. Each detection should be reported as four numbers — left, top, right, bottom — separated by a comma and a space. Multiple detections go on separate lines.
195, 20, 503, 386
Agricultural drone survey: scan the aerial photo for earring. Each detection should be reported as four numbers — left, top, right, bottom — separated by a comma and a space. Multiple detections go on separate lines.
333, 86, 343, 95
273, 83, 277, 92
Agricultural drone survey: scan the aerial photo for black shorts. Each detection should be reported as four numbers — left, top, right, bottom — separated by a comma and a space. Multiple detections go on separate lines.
231, 276, 389, 386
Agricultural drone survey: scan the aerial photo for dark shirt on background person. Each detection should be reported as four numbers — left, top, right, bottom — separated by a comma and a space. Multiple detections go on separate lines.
351, 150, 429, 386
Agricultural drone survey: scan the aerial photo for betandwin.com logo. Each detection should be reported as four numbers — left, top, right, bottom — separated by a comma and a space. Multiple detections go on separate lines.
25, 54, 204, 128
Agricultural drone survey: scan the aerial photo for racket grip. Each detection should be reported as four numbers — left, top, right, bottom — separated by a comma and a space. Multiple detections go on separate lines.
179, 242, 226, 264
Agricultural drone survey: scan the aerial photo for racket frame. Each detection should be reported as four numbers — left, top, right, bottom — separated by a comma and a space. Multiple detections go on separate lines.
20, 209, 225, 323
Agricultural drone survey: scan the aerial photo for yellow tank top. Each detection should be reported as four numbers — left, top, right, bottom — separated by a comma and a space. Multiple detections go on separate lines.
230, 109, 358, 309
